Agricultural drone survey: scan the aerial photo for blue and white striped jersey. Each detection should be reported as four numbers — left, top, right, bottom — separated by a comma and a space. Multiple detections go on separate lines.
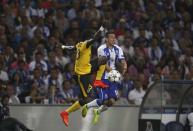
97, 44, 125, 79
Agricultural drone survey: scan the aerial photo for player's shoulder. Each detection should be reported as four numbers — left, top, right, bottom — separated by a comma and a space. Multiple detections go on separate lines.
76, 41, 87, 48
114, 44, 122, 50
99, 44, 107, 48
98, 44, 107, 50
114, 45, 124, 53
79, 41, 87, 45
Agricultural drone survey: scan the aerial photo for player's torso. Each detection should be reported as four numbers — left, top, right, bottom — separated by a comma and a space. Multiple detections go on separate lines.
106, 48, 116, 70
75, 42, 92, 75
98, 44, 120, 79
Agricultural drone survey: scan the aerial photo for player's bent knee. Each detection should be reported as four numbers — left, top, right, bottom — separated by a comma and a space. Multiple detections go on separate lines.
79, 97, 91, 106
79, 99, 87, 106
103, 100, 109, 105
107, 98, 116, 107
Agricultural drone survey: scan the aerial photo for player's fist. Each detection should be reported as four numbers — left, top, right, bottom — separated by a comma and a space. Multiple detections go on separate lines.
99, 26, 105, 32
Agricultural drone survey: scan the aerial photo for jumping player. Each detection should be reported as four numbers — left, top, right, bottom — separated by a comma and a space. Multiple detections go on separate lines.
60, 26, 104, 127
82, 30, 127, 124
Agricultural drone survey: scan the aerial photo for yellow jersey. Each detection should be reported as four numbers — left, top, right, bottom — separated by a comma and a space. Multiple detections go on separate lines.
74, 41, 92, 75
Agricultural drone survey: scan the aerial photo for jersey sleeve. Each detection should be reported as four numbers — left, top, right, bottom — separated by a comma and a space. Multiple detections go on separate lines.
76, 41, 87, 50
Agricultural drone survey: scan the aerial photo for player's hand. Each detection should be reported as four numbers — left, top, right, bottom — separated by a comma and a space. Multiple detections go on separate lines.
99, 26, 104, 32
93, 26, 105, 39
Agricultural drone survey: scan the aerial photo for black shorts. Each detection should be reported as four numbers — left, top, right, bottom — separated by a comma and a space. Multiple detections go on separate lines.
74, 74, 92, 98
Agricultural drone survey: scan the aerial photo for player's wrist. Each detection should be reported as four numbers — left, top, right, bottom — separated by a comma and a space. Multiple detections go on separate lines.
85, 39, 94, 43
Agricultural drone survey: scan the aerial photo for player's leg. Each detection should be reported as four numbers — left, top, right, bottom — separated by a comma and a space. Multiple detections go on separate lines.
92, 97, 117, 125
64, 74, 90, 113
92, 88, 112, 124
92, 101, 109, 124
92, 82, 119, 124
92, 99, 116, 125
82, 87, 106, 117
106, 81, 119, 104
93, 80, 118, 112
93, 97, 115, 116
60, 74, 91, 126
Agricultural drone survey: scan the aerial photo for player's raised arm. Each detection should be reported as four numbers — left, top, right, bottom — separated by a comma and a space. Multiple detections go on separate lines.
85, 26, 105, 48
61, 45, 75, 50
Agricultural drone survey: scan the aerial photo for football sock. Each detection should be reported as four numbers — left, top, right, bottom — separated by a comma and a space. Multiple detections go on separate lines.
66, 101, 81, 114
87, 99, 99, 108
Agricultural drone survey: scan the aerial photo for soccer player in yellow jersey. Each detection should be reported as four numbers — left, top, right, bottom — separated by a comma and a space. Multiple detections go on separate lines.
60, 26, 104, 127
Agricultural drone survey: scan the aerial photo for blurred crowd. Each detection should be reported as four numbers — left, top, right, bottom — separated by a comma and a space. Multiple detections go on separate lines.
0, 0, 193, 105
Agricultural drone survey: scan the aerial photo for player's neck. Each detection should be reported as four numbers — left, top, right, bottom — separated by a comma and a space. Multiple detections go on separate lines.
106, 43, 113, 49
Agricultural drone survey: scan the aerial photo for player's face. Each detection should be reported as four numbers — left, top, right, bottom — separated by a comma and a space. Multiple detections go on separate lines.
107, 34, 116, 46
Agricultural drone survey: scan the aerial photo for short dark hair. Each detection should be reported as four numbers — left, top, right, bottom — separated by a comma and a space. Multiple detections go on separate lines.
105, 29, 115, 37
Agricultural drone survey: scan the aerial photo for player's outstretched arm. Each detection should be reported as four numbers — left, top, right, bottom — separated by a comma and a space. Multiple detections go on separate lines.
86, 26, 105, 48
61, 45, 75, 50
93, 26, 105, 39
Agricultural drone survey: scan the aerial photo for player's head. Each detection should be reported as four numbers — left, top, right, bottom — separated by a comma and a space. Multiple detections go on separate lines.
105, 30, 116, 46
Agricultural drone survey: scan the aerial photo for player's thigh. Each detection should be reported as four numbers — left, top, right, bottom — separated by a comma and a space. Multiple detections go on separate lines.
101, 80, 119, 100
77, 74, 91, 98
107, 83, 119, 100
107, 89, 119, 100
96, 87, 108, 101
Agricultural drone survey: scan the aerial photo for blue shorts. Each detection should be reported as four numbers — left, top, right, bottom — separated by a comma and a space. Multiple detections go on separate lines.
95, 79, 119, 101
